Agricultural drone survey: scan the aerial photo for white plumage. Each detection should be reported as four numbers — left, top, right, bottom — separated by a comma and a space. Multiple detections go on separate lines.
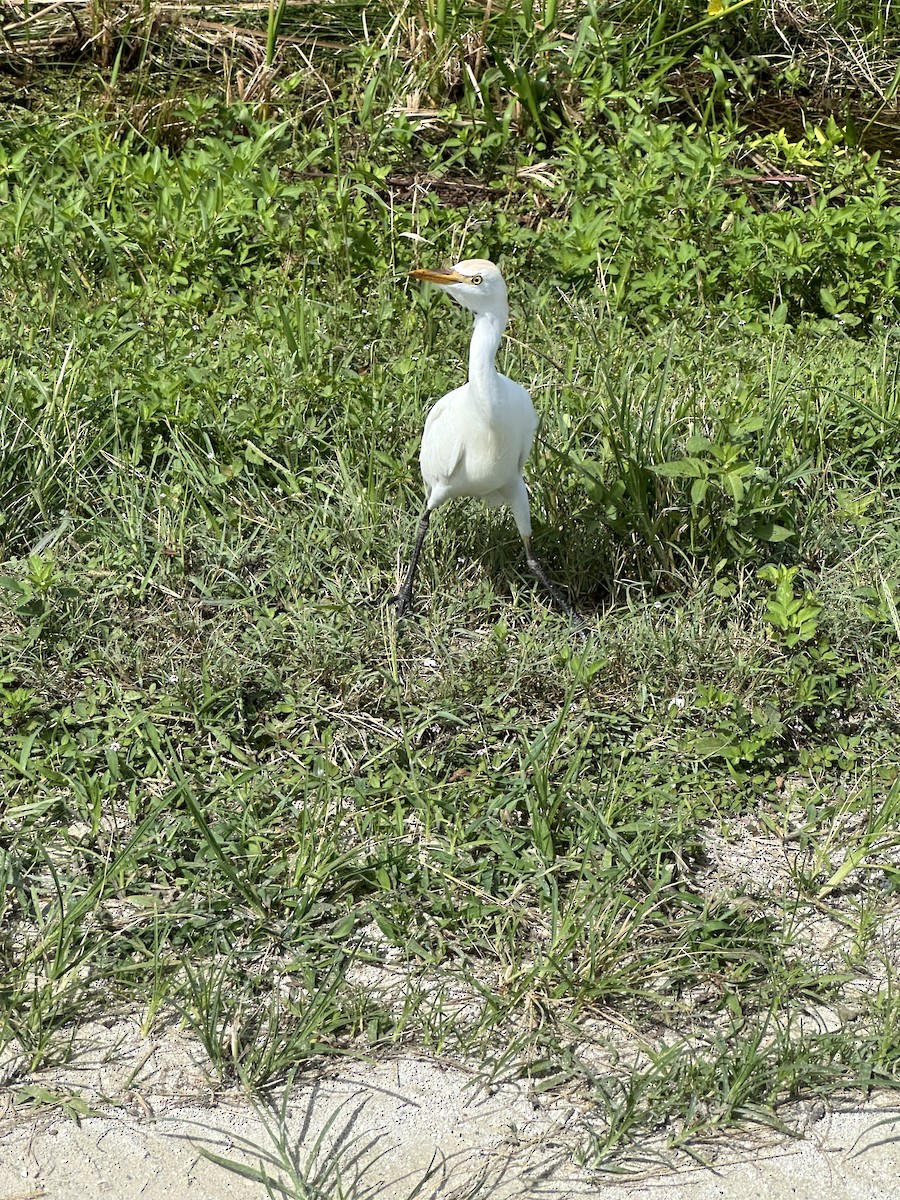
392, 257, 575, 620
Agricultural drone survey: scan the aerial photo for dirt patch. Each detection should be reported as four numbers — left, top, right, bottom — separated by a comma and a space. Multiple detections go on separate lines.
1, 1017, 899, 1198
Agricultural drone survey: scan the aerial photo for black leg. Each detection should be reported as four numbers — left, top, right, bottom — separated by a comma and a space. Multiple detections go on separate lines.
392, 509, 432, 617
523, 537, 585, 629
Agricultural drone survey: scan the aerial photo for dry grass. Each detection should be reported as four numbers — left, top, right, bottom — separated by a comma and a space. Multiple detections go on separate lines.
1, 0, 346, 70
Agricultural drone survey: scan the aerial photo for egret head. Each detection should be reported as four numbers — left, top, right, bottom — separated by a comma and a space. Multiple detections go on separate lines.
409, 258, 508, 317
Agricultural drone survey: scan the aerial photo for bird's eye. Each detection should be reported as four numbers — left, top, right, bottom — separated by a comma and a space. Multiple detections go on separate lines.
471, 274, 483, 285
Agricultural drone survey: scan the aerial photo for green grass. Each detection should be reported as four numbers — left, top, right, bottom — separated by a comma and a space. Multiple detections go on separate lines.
2, 8, 900, 1178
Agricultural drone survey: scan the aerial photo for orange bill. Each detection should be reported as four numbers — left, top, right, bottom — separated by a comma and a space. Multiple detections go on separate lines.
409, 267, 470, 284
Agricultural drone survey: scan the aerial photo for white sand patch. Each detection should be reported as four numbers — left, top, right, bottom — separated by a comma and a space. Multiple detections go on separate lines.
1, 1016, 898, 1198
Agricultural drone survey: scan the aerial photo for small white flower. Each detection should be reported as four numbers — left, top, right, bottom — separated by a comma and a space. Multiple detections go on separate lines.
109, 741, 121, 752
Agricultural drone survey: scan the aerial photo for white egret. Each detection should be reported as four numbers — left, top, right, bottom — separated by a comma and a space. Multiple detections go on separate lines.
392, 257, 577, 621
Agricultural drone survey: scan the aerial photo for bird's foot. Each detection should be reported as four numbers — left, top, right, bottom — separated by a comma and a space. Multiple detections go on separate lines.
526, 555, 586, 631
569, 610, 591, 639
390, 588, 414, 619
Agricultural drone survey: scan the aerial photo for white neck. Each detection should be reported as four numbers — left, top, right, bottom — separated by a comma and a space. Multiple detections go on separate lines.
467, 308, 507, 404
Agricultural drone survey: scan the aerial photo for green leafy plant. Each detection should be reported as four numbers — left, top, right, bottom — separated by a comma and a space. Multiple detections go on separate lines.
759, 564, 822, 648
0, 552, 78, 644
572, 338, 811, 583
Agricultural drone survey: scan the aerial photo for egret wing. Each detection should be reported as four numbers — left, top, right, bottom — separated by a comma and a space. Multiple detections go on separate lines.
420, 389, 467, 491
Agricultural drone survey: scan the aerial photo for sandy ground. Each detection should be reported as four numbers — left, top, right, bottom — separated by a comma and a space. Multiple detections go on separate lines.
1, 1018, 898, 1199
